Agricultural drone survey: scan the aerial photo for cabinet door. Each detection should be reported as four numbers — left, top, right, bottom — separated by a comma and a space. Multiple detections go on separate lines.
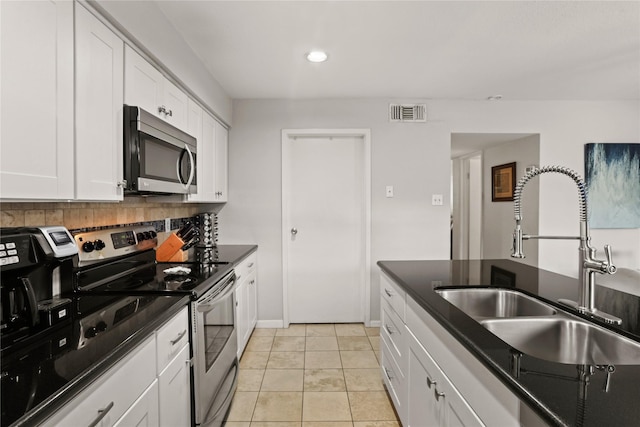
213, 121, 229, 202
0, 0, 74, 199
235, 279, 248, 357
187, 98, 203, 142
407, 340, 441, 427
190, 111, 218, 202
247, 271, 258, 332
408, 333, 484, 427
113, 381, 160, 427
124, 46, 163, 116
158, 345, 191, 427
75, 4, 124, 201
162, 79, 189, 131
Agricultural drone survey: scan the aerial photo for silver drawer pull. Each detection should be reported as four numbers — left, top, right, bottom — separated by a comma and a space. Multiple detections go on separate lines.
248, 262, 254, 268
384, 324, 395, 335
434, 388, 446, 401
427, 376, 436, 388
87, 401, 114, 427
384, 289, 393, 297
384, 367, 394, 381
170, 329, 187, 346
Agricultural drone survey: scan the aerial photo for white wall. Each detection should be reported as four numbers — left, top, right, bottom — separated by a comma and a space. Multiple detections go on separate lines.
221, 98, 639, 325
93, 0, 232, 125
433, 100, 640, 278
482, 135, 540, 265
218, 99, 451, 324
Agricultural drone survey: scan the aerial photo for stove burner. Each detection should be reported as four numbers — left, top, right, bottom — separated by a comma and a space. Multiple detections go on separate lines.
106, 278, 146, 291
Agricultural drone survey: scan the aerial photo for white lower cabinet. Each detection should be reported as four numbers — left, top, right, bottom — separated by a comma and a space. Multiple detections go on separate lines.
380, 272, 521, 427
408, 330, 484, 427
41, 307, 191, 427
41, 336, 157, 427
158, 345, 191, 427
236, 252, 258, 357
114, 381, 159, 427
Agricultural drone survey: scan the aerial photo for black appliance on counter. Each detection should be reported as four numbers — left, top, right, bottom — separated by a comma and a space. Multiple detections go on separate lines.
1, 227, 77, 353
73, 225, 239, 427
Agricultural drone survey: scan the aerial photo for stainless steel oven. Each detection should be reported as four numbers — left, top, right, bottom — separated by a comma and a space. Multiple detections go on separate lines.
192, 271, 238, 427
123, 105, 197, 195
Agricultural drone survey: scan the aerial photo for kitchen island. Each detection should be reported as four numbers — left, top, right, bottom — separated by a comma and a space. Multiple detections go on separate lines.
378, 259, 640, 427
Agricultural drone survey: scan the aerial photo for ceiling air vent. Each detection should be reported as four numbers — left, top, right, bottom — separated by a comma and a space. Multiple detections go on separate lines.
389, 104, 426, 123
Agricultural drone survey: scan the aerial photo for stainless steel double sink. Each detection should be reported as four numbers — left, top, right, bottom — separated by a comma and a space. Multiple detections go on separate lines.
435, 288, 640, 365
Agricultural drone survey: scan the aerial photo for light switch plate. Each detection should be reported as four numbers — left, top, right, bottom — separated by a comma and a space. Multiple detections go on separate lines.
432, 194, 443, 205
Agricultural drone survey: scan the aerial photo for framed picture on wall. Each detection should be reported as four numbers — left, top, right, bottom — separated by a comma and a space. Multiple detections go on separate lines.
491, 162, 516, 202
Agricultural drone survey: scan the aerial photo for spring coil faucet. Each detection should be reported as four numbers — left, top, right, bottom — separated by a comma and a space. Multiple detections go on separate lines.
511, 165, 621, 325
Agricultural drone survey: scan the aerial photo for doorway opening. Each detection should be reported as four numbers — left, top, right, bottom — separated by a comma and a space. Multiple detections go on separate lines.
451, 133, 540, 266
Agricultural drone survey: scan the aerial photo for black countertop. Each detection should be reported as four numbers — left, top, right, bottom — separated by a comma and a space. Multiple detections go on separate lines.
3, 244, 257, 427
377, 259, 640, 427
3, 294, 189, 427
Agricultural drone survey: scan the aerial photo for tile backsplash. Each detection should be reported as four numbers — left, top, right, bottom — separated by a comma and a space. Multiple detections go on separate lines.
0, 197, 219, 230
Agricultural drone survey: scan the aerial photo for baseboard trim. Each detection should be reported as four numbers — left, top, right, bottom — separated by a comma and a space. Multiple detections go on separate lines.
368, 320, 381, 328
256, 319, 284, 329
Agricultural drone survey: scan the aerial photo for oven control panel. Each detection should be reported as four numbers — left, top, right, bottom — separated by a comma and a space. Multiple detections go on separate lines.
75, 226, 158, 262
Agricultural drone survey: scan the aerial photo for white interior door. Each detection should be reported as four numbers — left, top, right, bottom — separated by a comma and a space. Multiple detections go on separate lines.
283, 131, 369, 324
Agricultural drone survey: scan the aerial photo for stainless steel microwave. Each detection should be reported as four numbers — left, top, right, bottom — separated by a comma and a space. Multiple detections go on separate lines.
123, 105, 197, 195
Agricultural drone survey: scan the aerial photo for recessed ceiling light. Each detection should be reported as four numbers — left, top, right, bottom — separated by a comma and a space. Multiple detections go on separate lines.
487, 95, 503, 101
306, 51, 328, 63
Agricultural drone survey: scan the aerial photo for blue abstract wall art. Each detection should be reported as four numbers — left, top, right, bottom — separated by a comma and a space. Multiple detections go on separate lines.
584, 143, 640, 229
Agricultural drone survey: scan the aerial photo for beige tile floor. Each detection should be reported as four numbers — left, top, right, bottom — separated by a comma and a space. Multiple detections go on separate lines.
224, 323, 401, 427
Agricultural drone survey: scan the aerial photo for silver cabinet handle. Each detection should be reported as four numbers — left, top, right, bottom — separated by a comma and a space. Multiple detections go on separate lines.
384, 324, 394, 335
434, 388, 445, 401
384, 289, 393, 297
87, 401, 114, 427
170, 329, 187, 346
291, 228, 298, 235
384, 367, 394, 380
427, 376, 436, 388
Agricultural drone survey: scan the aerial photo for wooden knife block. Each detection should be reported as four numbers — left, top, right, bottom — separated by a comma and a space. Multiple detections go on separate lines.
156, 233, 187, 262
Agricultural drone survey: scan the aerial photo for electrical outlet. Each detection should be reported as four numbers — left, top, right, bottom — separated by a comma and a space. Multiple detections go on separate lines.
386, 186, 394, 198
432, 194, 443, 206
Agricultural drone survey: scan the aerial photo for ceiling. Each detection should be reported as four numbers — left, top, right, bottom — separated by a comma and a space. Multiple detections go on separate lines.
155, 1, 640, 101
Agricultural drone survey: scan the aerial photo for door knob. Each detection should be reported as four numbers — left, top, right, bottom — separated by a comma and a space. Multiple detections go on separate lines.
291, 228, 298, 235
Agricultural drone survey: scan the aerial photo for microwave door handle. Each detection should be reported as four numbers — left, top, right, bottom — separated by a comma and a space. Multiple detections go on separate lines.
185, 143, 195, 188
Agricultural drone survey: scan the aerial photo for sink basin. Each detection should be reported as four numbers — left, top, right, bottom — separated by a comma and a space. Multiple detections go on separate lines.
435, 288, 557, 319
481, 317, 640, 364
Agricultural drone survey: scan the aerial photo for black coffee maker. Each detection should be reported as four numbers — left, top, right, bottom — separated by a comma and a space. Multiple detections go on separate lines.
1, 227, 78, 352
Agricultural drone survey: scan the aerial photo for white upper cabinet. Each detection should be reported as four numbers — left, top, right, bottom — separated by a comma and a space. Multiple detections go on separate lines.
188, 110, 228, 203
0, 0, 74, 200
75, 4, 124, 201
214, 121, 229, 202
124, 46, 188, 133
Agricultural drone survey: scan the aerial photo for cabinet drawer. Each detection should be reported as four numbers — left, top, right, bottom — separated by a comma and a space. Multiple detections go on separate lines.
235, 252, 257, 283
381, 336, 406, 424
156, 307, 189, 374
380, 272, 406, 320
42, 336, 156, 427
381, 299, 407, 375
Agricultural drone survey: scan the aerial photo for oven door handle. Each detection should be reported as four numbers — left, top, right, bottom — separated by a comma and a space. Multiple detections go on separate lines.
196, 277, 236, 312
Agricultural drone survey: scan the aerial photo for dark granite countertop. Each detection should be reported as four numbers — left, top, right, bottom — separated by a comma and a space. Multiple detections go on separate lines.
5, 294, 190, 427
377, 259, 640, 427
